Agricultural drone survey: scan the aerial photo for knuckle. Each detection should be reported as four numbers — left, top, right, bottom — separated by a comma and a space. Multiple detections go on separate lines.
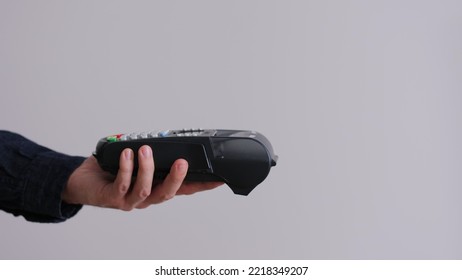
119, 160, 134, 173
138, 160, 154, 173
160, 192, 175, 202
118, 182, 130, 194
137, 189, 150, 199
118, 164, 132, 173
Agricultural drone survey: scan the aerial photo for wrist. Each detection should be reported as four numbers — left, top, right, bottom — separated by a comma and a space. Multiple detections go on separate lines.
62, 169, 81, 205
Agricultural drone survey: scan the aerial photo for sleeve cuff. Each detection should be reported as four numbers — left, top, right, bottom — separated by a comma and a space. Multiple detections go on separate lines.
22, 151, 85, 223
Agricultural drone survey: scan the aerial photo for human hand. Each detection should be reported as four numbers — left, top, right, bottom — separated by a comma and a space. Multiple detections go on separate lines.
62, 145, 223, 210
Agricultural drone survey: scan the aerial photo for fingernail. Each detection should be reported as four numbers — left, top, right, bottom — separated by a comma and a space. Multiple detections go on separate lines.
141, 146, 151, 158
124, 149, 133, 160
177, 162, 187, 173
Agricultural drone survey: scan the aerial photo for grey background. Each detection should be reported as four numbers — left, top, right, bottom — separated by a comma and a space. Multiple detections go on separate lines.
1, 0, 461, 259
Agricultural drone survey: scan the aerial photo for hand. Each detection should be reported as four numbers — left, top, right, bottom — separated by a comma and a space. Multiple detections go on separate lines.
62, 145, 223, 210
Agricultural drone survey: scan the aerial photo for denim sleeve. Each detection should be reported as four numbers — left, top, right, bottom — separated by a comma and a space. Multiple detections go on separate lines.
0, 130, 86, 223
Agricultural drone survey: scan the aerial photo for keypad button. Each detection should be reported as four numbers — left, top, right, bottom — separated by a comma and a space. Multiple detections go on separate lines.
128, 133, 139, 140
159, 130, 170, 137
148, 131, 159, 138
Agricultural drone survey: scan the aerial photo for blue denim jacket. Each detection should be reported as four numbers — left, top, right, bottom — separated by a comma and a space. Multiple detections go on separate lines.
0, 131, 85, 223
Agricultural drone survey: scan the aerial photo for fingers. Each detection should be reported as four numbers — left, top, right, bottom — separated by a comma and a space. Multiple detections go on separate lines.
112, 148, 134, 198
137, 159, 188, 207
110, 146, 154, 210
124, 145, 155, 207
110, 146, 221, 210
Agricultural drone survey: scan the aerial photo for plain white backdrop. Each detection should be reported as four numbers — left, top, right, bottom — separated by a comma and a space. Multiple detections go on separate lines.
1, 0, 461, 259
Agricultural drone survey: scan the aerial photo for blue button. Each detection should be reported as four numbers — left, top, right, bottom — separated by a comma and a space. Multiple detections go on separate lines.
159, 130, 170, 137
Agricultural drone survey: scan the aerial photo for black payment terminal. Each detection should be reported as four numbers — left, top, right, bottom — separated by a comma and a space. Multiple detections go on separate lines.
94, 129, 278, 195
